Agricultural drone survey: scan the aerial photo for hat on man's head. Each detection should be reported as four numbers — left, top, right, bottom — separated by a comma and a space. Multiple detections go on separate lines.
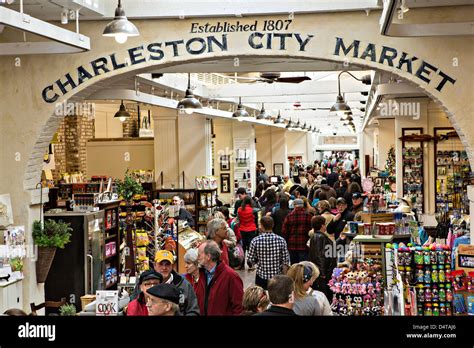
155, 250, 175, 264
236, 187, 247, 195
139, 270, 163, 284
320, 179, 327, 185
352, 192, 363, 199
336, 197, 347, 205
293, 198, 304, 207
146, 284, 180, 304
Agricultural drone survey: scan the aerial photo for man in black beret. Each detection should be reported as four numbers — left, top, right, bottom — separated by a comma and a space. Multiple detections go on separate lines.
145, 284, 182, 316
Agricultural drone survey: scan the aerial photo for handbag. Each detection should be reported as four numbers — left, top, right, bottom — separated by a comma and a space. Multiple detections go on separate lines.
228, 241, 244, 268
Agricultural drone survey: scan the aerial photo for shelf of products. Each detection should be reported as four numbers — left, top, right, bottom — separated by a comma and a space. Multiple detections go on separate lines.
98, 201, 121, 290
328, 236, 391, 316
389, 243, 455, 316
434, 127, 472, 215
401, 128, 424, 215
196, 189, 217, 234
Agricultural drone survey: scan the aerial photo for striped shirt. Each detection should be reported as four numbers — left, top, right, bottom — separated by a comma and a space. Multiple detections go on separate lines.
247, 232, 290, 280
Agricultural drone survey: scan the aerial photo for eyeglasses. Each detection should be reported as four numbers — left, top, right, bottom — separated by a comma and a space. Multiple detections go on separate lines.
142, 281, 160, 287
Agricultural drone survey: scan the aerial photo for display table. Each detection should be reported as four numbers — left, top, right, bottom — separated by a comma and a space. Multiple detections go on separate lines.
0, 278, 23, 313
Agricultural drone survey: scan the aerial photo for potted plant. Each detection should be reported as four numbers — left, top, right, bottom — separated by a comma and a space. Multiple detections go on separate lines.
59, 303, 77, 316
116, 170, 144, 203
32, 219, 72, 283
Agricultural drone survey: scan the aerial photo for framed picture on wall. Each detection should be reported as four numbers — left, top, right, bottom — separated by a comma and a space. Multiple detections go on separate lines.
220, 173, 231, 193
273, 163, 284, 176
220, 155, 230, 171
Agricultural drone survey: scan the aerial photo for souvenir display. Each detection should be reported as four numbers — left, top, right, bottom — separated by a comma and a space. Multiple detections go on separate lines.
391, 242, 454, 316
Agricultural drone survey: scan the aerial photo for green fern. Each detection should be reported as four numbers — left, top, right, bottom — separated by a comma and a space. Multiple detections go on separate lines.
116, 170, 144, 202
32, 219, 72, 249
59, 304, 76, 316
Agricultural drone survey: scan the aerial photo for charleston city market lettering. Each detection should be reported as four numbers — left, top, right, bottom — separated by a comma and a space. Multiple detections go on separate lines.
42, 35, 456, 103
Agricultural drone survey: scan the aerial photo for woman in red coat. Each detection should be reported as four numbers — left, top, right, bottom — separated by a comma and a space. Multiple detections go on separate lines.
127, 270, 162, 316
237, 197, 257, 269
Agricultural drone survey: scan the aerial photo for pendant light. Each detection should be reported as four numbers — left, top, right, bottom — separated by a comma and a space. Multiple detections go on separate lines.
256, 103, 270, 120
177, 73, 203, 114
286, 118, 294, 130
294, 119, 302, 130
103, 0, 140, 44
331, 71, 371, 116
114, 100, 130, 122
273, 111, 284, 124
232, 97, 250, 121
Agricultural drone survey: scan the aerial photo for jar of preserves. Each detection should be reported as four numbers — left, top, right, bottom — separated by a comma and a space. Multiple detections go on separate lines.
430, 250, 437, 264
425, 285, 432, 302
437, 250, 446, 264
438, 265, 446, 283
439, 284, 446, 302
414, 249, 424, 265
446, 284, 453, 302
440, 303, 446, 316
416, 267, 424, 283
424, 268, 431, 284
423, 250, 431, 265
424, 303, 433, 316
432, 285, 439, 302
417, 285, 425, 303
431, 265, 439, 283
433, 303, 440, 316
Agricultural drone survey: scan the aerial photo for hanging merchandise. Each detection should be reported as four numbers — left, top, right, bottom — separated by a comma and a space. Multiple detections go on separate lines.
389, 242, 454, 316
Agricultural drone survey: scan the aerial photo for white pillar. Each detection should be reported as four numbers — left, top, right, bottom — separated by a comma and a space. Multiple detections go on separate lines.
152, 110, 179, 188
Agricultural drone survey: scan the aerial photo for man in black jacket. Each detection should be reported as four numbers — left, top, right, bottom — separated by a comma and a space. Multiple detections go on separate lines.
326, 167, 340, 188
326, 198, 355, 239
309, 216, 337, 301
255, 275, 297, 316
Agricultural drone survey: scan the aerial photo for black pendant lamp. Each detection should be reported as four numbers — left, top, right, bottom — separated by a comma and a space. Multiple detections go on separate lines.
286, 118, 294, 130
177, 73, 203, 114
103, 0, 140, 44
114, 100, 130, 122
331, 71, 371, 116
273, 111, 284, 124
232, 97, 250, 120
256, 103, 270, 120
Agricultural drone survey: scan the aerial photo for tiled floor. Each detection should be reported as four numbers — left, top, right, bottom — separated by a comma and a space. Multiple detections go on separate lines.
236, 268, 256, 290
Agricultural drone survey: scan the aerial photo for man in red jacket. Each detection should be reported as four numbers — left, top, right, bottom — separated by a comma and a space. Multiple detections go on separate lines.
195, 240, 243, 316
281, 198, 312, 264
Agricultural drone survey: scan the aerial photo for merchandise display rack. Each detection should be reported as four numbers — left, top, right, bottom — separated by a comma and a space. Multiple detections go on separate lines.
98, 201, 120, 290
196, 188, 218, 234
401, 128, 425, 215
434, 127, 473, 215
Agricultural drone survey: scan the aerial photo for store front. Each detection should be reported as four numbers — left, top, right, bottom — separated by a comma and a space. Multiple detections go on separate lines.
0, 5, 473, 318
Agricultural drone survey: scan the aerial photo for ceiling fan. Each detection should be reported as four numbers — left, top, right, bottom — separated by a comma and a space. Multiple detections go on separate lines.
232, 72, 311, 84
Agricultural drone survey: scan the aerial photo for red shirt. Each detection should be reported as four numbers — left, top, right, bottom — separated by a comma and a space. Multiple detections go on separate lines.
220, 242, 229, 266
185, 273, 200, 293
238, 206, 257, 232
127, 297, 148, 316
195, 261, 243, 316
281, 207, 312, 251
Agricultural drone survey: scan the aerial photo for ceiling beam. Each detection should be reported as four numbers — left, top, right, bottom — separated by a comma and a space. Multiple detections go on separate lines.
0, 6, 90, 55
207, 79, 370, 98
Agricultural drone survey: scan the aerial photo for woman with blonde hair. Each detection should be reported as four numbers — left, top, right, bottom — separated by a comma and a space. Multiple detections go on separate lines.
241, 285, 270, 315
287, 261, 332, 315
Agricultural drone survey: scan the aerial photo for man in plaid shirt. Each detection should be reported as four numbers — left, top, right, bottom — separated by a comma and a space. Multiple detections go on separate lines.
247, 216, 290, 290
281, 198, 312, 264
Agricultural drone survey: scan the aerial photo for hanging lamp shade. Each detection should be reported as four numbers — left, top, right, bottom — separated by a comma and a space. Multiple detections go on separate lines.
273, 111, 284, 124
286, 119, 294, 130
330, 94, 352, 116
103, 0, 140, 44
232, 97, 250, 120
256, 103, 270, 120
114, 100, 130, 122
177, 74, 203, 114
